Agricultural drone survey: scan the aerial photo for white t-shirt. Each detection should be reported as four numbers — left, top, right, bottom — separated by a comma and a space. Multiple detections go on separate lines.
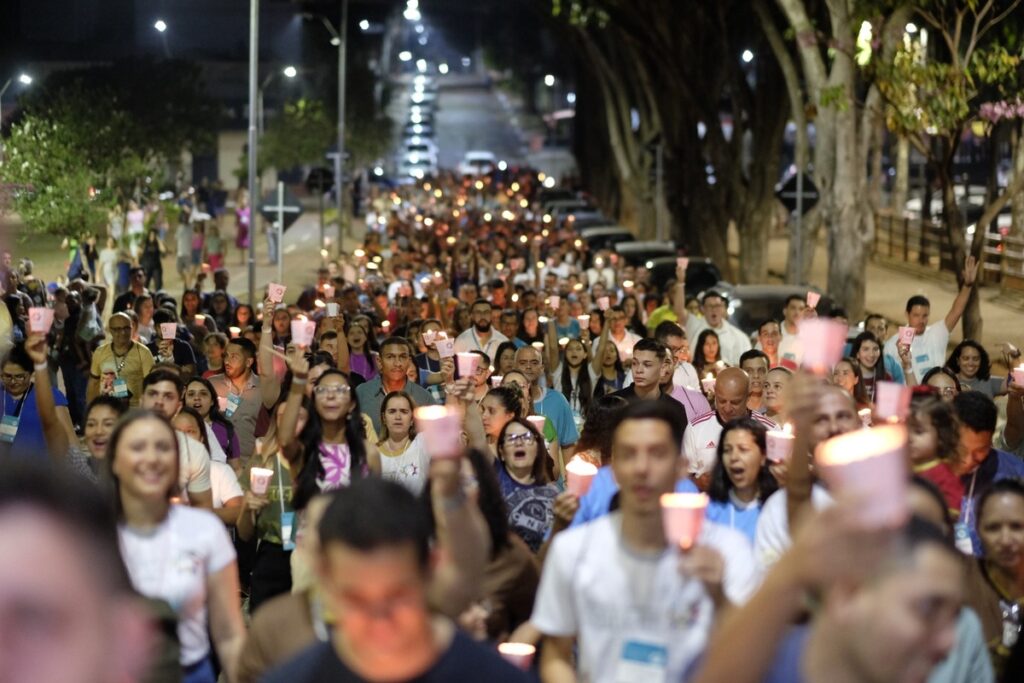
551, 363, 600, 421
177, 432, 212, 495
673, 362, 700, 391
684, 317, 752, 366
883, 322, 950, 382
119, 505, 236, 666
700, 520, 762, 605
380, 434, 430, 496
531, 513, 715, 683
210, 460, 243, 509
753, 485, 833, 571
683, 411, 777, 476
609, 329, 643, 363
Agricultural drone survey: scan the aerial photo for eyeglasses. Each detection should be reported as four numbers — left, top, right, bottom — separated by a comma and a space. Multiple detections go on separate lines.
504, 432, 538, 446
1, 373, 30, 383
109, 326, 131, 333
314, 384, 352, 397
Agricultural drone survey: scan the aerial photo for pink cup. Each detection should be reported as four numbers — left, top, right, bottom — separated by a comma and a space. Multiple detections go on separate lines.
548, 295, 560, 310
677, 257, 689, 270
228, 326, 241, 339
422, 330, 437, 346
597, 296, 610, 311
660, 493, 709, 550
268, 283, 287, 303
565, 458, 598, 496
490, 375, 503, 387
798, 319, 847, 373
815, 425, 909, 527
806, 291, 821, 309
701, 376, 716, 394
577, 314, 590, 327
250, 467, 273, 495
414, 406, 463, 459
290, 319, 316, 347
325, 302, 339, 317
436, 339, 455, 358
456, 352, 481, 378
858, 408, 873, 427
766, 429, 795, 463
160, 322, 177, 340
497, 643, 536, 671
28, 307, 55, 334
898, 326, 915, 347
1013, 366, 1024, 387
527, 415, 547, 435
875, 381, 912, 422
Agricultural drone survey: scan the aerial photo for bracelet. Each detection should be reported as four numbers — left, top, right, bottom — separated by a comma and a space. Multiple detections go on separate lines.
34, 362, 48, 371
292, 377, 308, 386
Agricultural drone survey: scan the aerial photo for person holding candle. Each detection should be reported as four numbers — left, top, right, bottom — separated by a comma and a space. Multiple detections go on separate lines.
674, 279, 751, 366
494, 418, 560, 552
532, 401, 758, 683
109, 409, 246, 683
279, 349, 379, 512
376, 391, 430, 495
414, 318, 455, 403
947, 340, 1007, 399
514, 345, 579, 463
454, 299, 510, 361
850, 331, 899, 402
185, 376, 240, 467
684, 367, 777, 492
963, 479, 1024, 675
2, 338, 76, 460
706, 418, 778, 543
87, 311, 155, 407
883, 257, 979, 383
209, 337, 276, 461
355, 337, 438, 436
148, 309, 199, 379
463, 349, 493, 402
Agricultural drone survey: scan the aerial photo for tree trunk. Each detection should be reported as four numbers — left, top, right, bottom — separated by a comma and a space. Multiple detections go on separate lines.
892, 134, 910, 212
1013, 123, 1024, 238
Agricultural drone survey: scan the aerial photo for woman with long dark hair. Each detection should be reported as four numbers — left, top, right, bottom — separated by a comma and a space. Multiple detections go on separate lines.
185, 376, 241, 466
555, 338, 596, 428
376, 390, 429, 495
947, 339, 1006, 399
832, 357, 871, 411
850, 331, 892, 402
278, 349, 379, 512
108, 409, 245, 683
494, 417, 558, 552
693, 328, 722, 378
705, 417, 778, 542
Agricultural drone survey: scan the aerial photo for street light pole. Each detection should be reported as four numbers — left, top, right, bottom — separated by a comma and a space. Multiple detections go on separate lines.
247, 0, 260, 306
337, 0, 349, 246
0, 74, 33, 162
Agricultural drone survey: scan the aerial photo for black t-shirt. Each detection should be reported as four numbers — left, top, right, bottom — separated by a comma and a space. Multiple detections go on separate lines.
608, 385, 690, 433
262, 631, 533, 683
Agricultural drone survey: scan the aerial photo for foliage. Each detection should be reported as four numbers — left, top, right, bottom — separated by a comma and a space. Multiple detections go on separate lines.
261, 98, 336, 171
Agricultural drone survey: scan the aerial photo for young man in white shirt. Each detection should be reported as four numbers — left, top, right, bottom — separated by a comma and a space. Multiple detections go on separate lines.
533, 401, 757, 683
454, 299, 509, 360
882, 257, 978, 383
674, 281, 751, 366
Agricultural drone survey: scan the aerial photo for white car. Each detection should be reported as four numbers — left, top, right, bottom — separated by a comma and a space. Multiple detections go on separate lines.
458, 150, 496, 177
404, 137, 438, 159
399, 154, 437, 179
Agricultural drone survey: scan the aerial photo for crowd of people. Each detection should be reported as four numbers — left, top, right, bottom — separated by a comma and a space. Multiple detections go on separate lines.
1, 167, 1023, 683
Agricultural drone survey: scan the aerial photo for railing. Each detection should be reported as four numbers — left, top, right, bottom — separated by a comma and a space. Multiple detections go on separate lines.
872, 211, 1024, 292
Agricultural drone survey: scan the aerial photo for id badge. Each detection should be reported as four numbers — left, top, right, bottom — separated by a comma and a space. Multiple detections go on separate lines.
0, 415, 19, 443
112, 378, 129, 398
281, 511, 296, 551
614, 640, 668, 683
225, 393, 241, 418
954, 522, 974, 555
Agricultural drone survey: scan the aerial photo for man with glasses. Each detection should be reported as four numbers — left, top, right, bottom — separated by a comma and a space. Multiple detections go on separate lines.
356, 337, 437, 435
1, 341, 74, 459
87, 312, 154, 407
605, 305, 642, 364
454, 299, 509, 359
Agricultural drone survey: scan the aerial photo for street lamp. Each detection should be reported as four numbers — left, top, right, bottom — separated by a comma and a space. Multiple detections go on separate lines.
359, 19, 370, 31
282, 65, 298, 79
741, 49, 754, 63
543, 74, 555, 87
257, 65, 299, 137
154, 19, 167, 32
154, 19, 171, 57
0, 73, 34, 143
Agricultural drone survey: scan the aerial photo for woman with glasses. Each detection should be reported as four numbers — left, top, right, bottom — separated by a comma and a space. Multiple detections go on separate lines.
493, 418, 560, 553
922, 367, 962, 403
278, 348, 380, 512
87, 311, 155, 407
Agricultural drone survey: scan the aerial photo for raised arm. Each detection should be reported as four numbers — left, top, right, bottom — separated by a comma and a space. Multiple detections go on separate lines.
590, 318, 611, 377
277, 347, 310, 465
25, 333, 70, 460
944, 256, 979, 332
672, 263, 689, 325
258, 299, 282, 409
544, 317, 559, 374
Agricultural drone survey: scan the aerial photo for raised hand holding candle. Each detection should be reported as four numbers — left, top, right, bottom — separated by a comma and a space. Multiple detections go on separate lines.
28, 307, 55, 334
323, 284, 335, 299
326, 302, 339, 317
897, 326, 915, 347
414, 406, 463, 459
806, 291, 821, 309
422, 330, 437, 346
436, 339, 456, 358
577, 314, 590, 327
497, 643, 536, 671
815, 425, 909, 527
548, 294, 560, 310
268, 282, 287, 303
677, 257, 689, 271
660, 493, 709, 550
490, 375, 504, 387
701, 373, 716, 395
160, 322, 177, 340
290, 319, 316, 348
565, 457, 598, 497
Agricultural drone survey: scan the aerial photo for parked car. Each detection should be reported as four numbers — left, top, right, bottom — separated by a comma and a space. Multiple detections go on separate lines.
563, 211, 612, 230
705, 284, 832, 336
458, 150, 497, 176
578, 226, 636, 252
613, 240, 678, 266
646, 256, 723, 295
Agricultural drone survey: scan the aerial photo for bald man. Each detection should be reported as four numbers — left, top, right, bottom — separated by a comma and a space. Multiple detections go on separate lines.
683, 367, 778, 489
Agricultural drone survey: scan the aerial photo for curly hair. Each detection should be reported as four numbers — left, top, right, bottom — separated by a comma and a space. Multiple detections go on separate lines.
946, 339, 992, 381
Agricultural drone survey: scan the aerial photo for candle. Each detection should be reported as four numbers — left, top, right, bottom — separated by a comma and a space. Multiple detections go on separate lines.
897, 326, 915, 347
268, 282, 286, 303
701, 373, 716, 394
194, 314, 206, 323
414, 406, 463, 460
765, 423, 795, 463
660, 493, 709, 550
1013, 364, 1024, 387
597, 296, 610, 311
806, 290, 821, 309
858, 408, 873, 427
565, 457, 598, 497
290, 319, 316, 347
160, 322, 177, 340
531, 341, 545, 352
798, 318, 847, 374
548, 294, 560, 309
677, 257, 689, 270
250, 467, 273, 495
456, 352, 480, 378
816, 425, 909, 526
875, 381, 912, 422
490, 375, 503, 387
228, 326, 241, 339
497, 643, 536, 671
28, 307, 55, 334
577, 314, 590, 327
526, 415, 547, 435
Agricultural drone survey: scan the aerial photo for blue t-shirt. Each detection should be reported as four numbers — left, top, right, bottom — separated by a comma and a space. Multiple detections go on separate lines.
705, 498, 761, 544
760, 625, 810, 683
570, 465, 699, 528
533, 388, 580, 448
3, 385, 68, 459
555, 319, 581, 339
496, 461, 559, 552
961, 448, 1024, 554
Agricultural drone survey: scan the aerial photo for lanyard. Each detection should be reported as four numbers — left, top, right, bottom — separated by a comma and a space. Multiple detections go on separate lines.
962, 470, 979, 527
2, 384, 32, 419
276, 453, 287, 515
